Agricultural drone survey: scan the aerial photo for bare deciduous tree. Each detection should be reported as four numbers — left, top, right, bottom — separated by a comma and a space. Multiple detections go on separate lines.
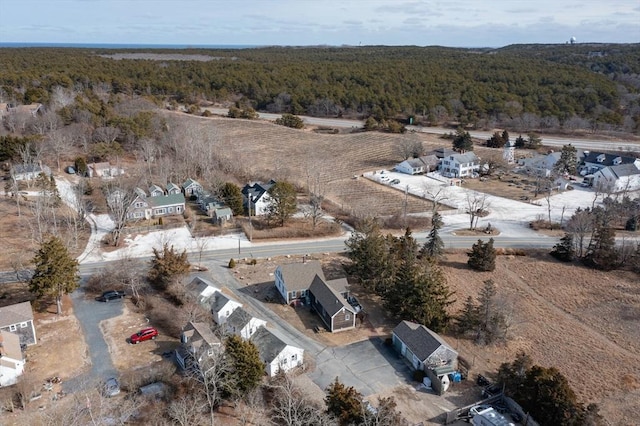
466, 192, 489, 230
268, 372, 334, 426
104, 178, 141, 246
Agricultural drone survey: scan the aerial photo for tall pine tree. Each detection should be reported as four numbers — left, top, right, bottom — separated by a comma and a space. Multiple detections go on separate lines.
420, 212, 445, 260
467, 238, 497, 271
30, 236, 80, 315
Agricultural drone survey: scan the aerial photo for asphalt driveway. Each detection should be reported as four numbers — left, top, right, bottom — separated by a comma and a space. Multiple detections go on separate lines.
309, 337, 413, 397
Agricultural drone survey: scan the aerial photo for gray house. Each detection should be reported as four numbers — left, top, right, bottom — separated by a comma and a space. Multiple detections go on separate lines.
0, 301, 37, 346
274, 260, 325, 305
392, 320, 457, 374
127, 189, 186, 221
308, 275, 356, 332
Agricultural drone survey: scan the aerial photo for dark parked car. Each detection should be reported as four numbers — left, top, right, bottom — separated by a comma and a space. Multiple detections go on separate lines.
97, 290, 125, 302
130, 327, 159, 344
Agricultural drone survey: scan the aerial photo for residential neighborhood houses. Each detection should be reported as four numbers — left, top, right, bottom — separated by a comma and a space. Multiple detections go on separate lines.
127, 184, 186, 221
0, 301, 36, 386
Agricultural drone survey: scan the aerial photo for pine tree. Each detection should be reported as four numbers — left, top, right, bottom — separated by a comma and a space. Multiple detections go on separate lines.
30, 236, 80, 315
467, 238, 497, 271
452, 128, 473, 152
553, 144, 578, 175
266, 181, 297, 226
514, 134, 526, 149
224, 335, 264, 397
219, 182, 243, 216
583, 225, 618, 270
550, 233, 575, 262
420, 212, 444, 260
345, 218, 393, 294
456, 296, 480, 336
148, 243, 190, 290
325, 377, 364, 426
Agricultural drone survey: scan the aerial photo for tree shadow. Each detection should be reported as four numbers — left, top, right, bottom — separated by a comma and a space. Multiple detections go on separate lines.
236, 280, 281, 304
438, 258, 471, 271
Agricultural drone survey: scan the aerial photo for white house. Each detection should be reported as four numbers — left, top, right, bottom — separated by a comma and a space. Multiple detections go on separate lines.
0, 301, 37, 346
186, 276, 221, 304
395, 155, 439, 175
591, 163, 640, 192
0, 330, 25, 386
440, 152, 480, 178
581, 152, 639, 176
224, 307, 267, 340
87, 162, 124, 178
210, 291, 242, 325
126, 190, 186, 221
274, 260, 325, 305
250, 326, 304, 377
242, 179, 276, 216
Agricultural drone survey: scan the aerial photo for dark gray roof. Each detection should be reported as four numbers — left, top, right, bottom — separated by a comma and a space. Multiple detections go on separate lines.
583, 152, 637, 167
277, 260, 325, 292
608, 163, 640, 178
430, 148, 457, 159
393, 320, 455, 362
309, 275, 354, 317
183, 321, 220, 348
242, 179, 276, 202
226, 307, 255, 330
250, 326, 292, 363
418, 154, 439, 167
187, 276, 219, 302
211, 291, 237, 313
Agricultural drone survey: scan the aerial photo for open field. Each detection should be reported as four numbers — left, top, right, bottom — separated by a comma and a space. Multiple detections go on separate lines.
233, 251, 640, 425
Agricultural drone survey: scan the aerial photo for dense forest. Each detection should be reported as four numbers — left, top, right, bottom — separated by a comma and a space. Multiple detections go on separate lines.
0, 43, 639, 133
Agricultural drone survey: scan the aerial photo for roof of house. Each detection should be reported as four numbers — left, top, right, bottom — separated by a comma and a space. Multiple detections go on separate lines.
402, 158, 426, 169
583, 152, 637, 167
0, 331, 22, 362
277, 260, 325, 292
12, 164, 47, 174
149, 184, 164, 194
213, 207, 233, 217
309, 275, 354, 317
210, 291, 239, 313
134, 187, 147, 199
147, 193, 185, 208
449, 152, 479, 163
187, 276, 220, 301
226, 307, 257, 331
393, 320, 456, 362
430, 148, 457, 159
242, 179, 276, 202
183, 321, 220, 349
326, 277, 349, 295
251, 326, 298, 363
166, 182, 180, 192
0, 301, 34, 328
606, 163, 640, 179
418, 154, 440, 167
182, 178, 202, 189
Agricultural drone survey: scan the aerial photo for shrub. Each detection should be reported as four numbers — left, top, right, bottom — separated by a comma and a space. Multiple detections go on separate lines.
228, 258, 237, 269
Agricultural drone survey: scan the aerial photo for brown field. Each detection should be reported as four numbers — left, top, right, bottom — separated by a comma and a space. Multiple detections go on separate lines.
233, 251, 640, 425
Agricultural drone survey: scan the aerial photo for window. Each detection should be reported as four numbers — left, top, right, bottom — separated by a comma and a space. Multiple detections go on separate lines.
168, 207, 174, 213
9, 324, 17, 331
20, 322, 27, 328
291, 354, 297, 361
300, 290, 307, 298
207, 348, 215, 356
135, 202, 144, 208
134, 212, 143, 218
345, 314, 351, 321
289, 291, 296, 300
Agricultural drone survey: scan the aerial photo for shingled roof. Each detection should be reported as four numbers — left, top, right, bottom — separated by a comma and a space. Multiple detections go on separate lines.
0, 302, 33, 328
226, 307, 255, 331
309, 275, 354, 317
250, 326, 290, 363
277, 260, 325, 292
393, 320, 456, 362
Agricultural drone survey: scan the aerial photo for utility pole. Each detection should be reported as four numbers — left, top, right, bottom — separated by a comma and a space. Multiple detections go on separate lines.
403, 185, 408, 228
248, 196, 253, 242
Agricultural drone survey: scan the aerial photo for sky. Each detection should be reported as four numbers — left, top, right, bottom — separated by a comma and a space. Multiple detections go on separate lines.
0, 0, 638, 47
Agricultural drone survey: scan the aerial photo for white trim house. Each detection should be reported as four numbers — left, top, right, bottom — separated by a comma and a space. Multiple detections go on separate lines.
250, 326, 304, 377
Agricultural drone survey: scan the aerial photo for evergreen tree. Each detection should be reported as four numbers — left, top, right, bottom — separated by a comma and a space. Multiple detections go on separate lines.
274, 113, 304, 129
325, 377, 364, 426
456, 296, 480, 336
514, 134, 526, 149
583, 225, 618, 270
550, 233, 575, 262
420, 212, 445, 260
345, 218, 393, 294
148, 243, 190, 290
486, 131, 506, 148
467, 238, 497, 271
501, 130, 510, 146
219, 182, 244, 216
266, 181, 297, 226
452, 128, 473, 152
224, 335, 264, 398
30, 236, 80, 315
526, 133, 542, 149
553, 144, 578, 175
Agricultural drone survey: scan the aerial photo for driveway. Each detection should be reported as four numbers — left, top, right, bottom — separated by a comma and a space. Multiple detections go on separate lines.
309, 337, 413, 397
63, 281, 123, 392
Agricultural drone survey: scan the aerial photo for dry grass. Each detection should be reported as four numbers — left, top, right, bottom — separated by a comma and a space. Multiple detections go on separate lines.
238, 217, 341, 240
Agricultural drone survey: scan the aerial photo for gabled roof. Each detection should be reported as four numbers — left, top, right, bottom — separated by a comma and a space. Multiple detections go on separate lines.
147, 193, 185, 208
309, 275, 354, 317
183, 321, 220, 349
134, 187, 147, 199
326, 277, 349, 295
166, 182, 180, 192
186, 276, 220, 302
393, 320, 456, 362
606, 163, 640, 178
430, 148, 457, 159
182, 178, 202, 189
0, 301, 34, 328
450, 152, 479, 163
418, 154, 439, 167
277, 260, 325, 292
583, 152, 637, 167
250, 326, 297, 363
211, 291, 239, 313
226, 307, 256, 331
213, 207, 233, 217
242, 179, 276, 202
149, 184, 164, 194
403, 158, 425, 168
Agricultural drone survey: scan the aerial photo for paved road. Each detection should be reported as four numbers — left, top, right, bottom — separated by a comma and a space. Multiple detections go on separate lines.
62, 280, 123, 393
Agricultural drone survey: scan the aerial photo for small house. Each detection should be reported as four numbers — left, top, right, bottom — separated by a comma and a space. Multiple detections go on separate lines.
250, 326, 304, 377
186, 276, 220, 304
166, 182, 181, 195
392, 320, 457, 373
182, 178, 202, 197
224, 307, 267, 339
308, 275, 356, 332
274, 260, 325, 305
210, 291, 242, 325
0, 331, 25, 386
0, 301, 37, 346
242, 179, 276, 216
10, 163, 52, 181
149, 184, 164, 197
176, 321, 222, 369
87, 162, 124, 178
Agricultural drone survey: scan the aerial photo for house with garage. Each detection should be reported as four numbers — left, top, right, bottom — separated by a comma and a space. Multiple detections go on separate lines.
242, 179, 276, 216
250, 326, 304, 376
0, 330, 25, 386
224, 307, 267, 339
186, 276, 221, 304
580, 151, 639, 176
210, 291, 242, 325
274, 260, 325, 305
10, 163, 52, 181
182, 178, 203, 197
395, 154, 439, 175
176, 321, 222, 369
440, 152, 480, 178
126, 189, 186, 221
0, 301, 37, 346
591, 163, 640, 192
392, 320, 458, 394
308, 275, 356, 332
87, 162, 124, 178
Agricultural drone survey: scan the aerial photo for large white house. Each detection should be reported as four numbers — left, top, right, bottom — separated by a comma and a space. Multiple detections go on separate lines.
241, 180, 276, 216
395, 155, 439, 175
591, 163, 640, 192
440, 152, 480, 178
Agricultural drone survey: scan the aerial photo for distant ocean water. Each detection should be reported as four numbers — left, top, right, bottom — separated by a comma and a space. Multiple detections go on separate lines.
0, 42, 260, 49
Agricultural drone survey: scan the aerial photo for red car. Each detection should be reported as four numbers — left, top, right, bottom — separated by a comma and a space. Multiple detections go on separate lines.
130, 327, 158, 344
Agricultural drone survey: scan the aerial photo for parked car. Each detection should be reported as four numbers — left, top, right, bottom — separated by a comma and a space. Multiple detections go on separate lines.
103, 377, 120, 397
97, 290, 125, 302
130, 327, 159, 344
390, 179, 400, 184
347, 295, 362, 313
